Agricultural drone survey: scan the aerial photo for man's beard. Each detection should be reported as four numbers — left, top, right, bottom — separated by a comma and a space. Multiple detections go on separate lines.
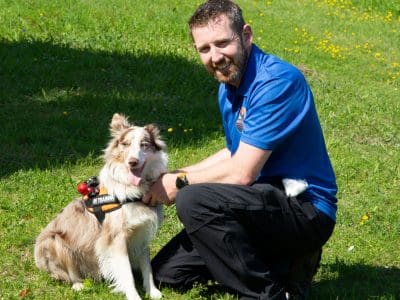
210, 42, 248, 86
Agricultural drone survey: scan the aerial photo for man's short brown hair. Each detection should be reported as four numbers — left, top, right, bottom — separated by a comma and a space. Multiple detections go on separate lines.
188, 0, 245, 39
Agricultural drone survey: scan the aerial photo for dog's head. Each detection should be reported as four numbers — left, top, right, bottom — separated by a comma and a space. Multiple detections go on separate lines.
102, 113, 167, 187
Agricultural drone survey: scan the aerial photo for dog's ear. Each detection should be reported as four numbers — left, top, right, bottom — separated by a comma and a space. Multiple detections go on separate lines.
110, 113, 131, 136
145, 124, 166, 151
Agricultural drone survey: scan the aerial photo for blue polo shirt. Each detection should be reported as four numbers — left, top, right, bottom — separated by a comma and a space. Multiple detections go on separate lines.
218, 44, 337, 221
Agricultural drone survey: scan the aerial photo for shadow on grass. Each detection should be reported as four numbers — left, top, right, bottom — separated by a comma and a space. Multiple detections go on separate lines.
166, 260, 400, 299
149, 261, 400, 299
310, 260, 400, 299
0, 39, 220, 178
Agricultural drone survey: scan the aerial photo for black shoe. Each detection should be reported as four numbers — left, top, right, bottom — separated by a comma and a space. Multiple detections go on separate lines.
285, 248, 322, 300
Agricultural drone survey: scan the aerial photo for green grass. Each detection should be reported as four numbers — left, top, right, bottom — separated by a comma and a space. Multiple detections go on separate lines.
0, 0, 399, 299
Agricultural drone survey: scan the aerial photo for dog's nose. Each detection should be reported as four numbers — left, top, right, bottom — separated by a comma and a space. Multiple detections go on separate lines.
129, 158, 139, 168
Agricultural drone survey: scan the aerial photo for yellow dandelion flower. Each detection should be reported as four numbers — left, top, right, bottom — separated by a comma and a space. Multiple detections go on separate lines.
167, 128, 173, 133
361, 214, 369, 221
385, 11, 393, 23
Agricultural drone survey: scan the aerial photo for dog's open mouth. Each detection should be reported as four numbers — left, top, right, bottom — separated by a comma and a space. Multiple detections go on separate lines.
128, 164, 145, 186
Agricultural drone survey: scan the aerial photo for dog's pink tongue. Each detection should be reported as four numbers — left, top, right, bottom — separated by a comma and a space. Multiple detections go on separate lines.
129, 170, 142, 186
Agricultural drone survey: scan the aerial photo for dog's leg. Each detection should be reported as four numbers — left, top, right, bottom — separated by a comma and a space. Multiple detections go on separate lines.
137, 248, 162, 299
97, 234, 141, 300
72, 282, 84, 291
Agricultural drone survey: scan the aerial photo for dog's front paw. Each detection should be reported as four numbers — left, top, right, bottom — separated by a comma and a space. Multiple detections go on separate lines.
72, 282, 84, 291
149, 288, 162, 299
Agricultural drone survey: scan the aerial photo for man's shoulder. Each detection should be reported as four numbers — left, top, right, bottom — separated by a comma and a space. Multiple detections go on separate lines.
251, 45, 301, 79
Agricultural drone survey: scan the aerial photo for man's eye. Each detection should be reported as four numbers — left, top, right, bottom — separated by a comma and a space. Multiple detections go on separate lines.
216, 40, 230, 48
197, 46, 210, 54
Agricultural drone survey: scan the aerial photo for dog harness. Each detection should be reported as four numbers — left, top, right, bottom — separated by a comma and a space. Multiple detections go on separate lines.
77, 176, 141, 224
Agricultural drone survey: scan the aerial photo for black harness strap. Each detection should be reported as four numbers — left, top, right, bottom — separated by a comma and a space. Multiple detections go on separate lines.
92, 205, 106, 224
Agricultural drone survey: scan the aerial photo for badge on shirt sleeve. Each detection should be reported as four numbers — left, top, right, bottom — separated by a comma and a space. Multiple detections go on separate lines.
235, 106, 246, 132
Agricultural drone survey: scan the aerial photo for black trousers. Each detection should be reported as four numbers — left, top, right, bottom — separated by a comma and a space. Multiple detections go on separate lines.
152, 183, 335, 299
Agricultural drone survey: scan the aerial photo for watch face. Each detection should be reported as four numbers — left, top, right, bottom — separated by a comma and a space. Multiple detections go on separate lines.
176, 178, 183, 189
176, 174, 188, 189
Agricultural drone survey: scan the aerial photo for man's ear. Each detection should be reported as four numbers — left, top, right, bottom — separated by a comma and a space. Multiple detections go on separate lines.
242, 24, 253, 48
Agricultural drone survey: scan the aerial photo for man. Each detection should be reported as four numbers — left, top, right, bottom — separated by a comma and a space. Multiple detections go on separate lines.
143, 0, 337, 299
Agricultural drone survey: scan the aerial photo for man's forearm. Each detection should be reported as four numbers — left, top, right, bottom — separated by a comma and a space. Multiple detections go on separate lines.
185, 157, 247, 185
182, 142, 271, 187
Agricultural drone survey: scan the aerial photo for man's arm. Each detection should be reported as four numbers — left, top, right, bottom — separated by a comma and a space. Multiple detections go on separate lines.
143, 142, 271, 206
186, 142, 270, 185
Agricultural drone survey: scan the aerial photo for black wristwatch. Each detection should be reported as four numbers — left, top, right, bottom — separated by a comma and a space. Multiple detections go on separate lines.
176, 173, 189, 189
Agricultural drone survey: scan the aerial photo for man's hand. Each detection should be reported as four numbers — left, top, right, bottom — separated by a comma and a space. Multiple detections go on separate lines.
142, 173, 178, 206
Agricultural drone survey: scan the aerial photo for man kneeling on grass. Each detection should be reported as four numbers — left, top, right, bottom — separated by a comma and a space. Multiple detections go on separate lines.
143, 1, 337, 299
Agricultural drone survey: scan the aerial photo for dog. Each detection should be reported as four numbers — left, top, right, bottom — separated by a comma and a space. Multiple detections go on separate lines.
34, 113, 167, 300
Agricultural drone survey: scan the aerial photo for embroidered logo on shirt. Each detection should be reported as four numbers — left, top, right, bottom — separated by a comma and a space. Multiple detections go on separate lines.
235, 107, 246, 132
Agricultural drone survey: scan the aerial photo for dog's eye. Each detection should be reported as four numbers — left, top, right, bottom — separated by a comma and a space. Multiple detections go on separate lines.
140, 142, 151, 151
120, 141, 130, 147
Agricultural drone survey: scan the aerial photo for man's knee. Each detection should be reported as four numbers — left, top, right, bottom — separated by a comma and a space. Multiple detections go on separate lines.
175, 185, 202, 222
175, 184, 222, 231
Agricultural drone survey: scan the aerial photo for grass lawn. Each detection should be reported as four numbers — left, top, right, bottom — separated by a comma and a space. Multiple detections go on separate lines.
0, 0, 399, 299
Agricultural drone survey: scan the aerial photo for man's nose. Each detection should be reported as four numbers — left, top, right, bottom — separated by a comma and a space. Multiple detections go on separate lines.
210, 46, 224, 64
